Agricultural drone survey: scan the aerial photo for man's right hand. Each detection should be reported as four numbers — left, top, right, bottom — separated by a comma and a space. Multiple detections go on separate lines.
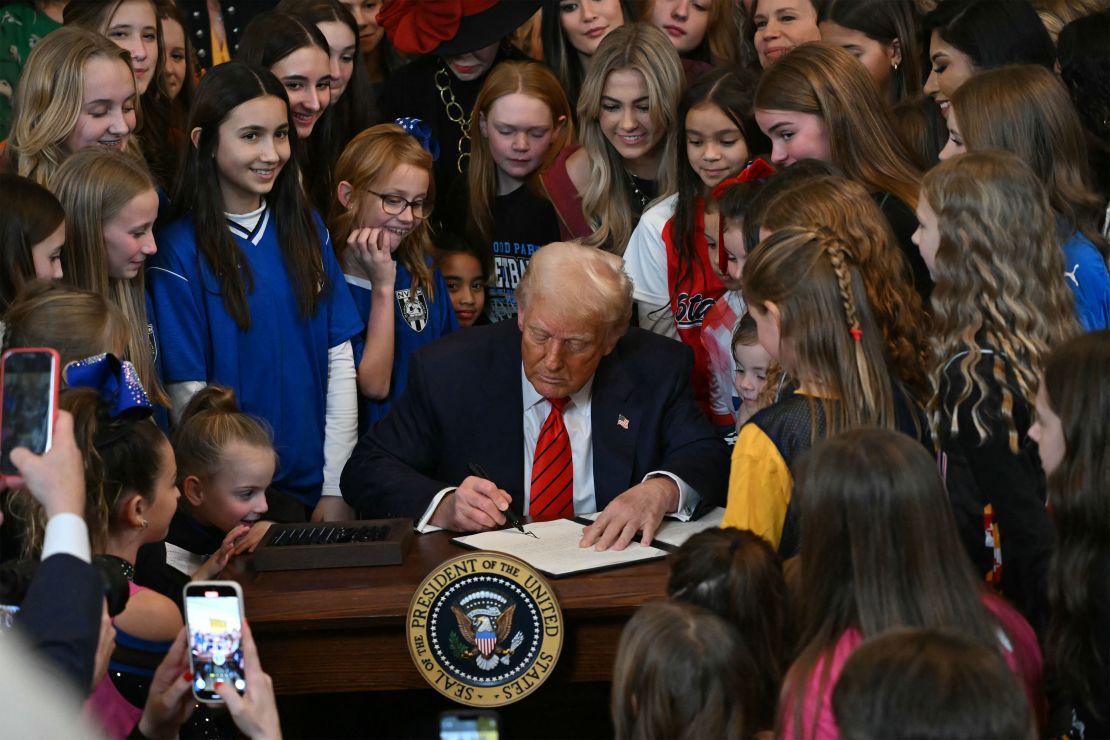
428, 477, 512, 531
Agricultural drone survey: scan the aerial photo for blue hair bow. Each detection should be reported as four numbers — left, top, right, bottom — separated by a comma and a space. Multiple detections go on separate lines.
395, 117, 440, 162
64, 353, 152, 420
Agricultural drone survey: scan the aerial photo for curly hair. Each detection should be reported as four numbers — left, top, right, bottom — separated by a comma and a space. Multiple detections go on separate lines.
922, 150, 1080, 452
761, 175, 930, 401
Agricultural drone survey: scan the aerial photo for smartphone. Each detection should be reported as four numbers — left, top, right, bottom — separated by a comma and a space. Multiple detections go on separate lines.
439, 711, 500, 740
0, 348, 60, 477
183, 581, 247, 703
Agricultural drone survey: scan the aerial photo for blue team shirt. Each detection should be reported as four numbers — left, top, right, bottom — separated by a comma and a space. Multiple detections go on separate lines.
148, 204, 362, 506
345, 258, 458, 432
1061, 230, 1110, 331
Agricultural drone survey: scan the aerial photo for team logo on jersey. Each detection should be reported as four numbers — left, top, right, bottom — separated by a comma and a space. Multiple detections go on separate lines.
407, 553, 563, 707
396, 288, 429, 332
674, 292, 716, 328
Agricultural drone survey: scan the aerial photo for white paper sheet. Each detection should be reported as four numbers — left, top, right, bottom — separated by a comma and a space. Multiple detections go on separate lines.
452, 519, 667, 577
578, 507, 726, 550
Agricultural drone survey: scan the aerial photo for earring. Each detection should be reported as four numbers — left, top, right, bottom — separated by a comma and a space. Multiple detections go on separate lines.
892, 61, 900, 71
141, 519, 149, 529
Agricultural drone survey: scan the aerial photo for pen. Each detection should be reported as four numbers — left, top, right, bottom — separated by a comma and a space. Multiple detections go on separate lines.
467, 462, 537, 538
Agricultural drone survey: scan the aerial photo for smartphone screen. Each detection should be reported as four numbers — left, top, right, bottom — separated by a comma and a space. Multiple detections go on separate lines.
439, 712, 500, 740
0, 350, 58, 476
0, 604, 20, 633
184, 582, 246, 702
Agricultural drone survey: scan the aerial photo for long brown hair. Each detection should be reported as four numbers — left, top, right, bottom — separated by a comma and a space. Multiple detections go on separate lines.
51, 149, 168, 406
922, 150, 1080, 452
612, 600, 757, 740
330, 123, 437, 298
754, 42, 921, 208
468, 61, 572, 248
742, 226, 900, 440
953, 64, 1109, 253
1043, 331, 1110, 716
786, 428, 1005, 740
761, 176, 930, 401
18, 387, 166, 557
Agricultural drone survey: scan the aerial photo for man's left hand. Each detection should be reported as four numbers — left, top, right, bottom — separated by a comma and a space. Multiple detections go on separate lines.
578, 477, 678, 552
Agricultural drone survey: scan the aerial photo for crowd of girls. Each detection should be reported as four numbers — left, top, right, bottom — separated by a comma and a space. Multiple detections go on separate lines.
1, 0, 1109, 737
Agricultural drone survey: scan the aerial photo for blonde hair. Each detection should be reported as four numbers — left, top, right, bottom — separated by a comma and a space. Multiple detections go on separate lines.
922, 150, 1080, 451
51, 149, 167, 406
761, 176, 930, 401
516, 240, 632, 344
330, 124, 437, 298
575, 23, 683, 254
173, 385, 275, 487
8, 27, 140, 187
469, 61, 573, 248
1, 282, 129, 365
754, 42, 921, 208
743, 226, 901, 440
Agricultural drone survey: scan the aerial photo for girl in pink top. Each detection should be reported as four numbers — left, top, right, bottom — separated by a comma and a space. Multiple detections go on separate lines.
780, 428, 1045, 740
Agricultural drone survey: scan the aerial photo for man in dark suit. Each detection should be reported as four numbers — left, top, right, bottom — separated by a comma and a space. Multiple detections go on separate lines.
341, 242, 728, 551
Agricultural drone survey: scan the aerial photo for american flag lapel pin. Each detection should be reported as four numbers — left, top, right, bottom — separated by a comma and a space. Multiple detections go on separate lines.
617, 414, 630, 430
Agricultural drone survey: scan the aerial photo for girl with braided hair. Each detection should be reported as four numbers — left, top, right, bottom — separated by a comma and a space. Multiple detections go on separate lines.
721, 225, 928, 557
915, 150, 1080, 636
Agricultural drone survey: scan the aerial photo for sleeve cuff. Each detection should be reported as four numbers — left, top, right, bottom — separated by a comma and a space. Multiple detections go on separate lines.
644, 471, 700, 521
41, 513, 91, 563
415, 487, 455, 532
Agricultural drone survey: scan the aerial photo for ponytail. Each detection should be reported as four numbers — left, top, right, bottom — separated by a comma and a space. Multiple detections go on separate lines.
173, 385, 275, 486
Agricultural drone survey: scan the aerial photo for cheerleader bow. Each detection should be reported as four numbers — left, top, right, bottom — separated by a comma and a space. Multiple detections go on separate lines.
710, 158, 775, 200
64, 353, 152, 420
395, 117, 441, 162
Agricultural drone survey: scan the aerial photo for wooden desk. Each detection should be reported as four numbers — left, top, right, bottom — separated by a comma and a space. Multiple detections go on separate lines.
229, 532, 669, 695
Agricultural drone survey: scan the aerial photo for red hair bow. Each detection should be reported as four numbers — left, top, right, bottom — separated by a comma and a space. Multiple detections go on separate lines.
710, 158, 775, 200
378, 0, 497, 55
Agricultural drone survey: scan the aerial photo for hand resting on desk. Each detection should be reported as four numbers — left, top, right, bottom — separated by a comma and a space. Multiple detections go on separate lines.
580, 477, 679, 552
429, 476, 512, 531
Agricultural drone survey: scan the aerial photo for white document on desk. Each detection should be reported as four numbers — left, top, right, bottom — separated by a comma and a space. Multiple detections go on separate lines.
577, 506, 726, 550
452, 519, 667, 578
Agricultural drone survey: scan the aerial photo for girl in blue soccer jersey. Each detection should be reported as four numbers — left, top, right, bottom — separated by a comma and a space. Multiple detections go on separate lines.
329, 122, 458, 431
148, 61, 362, 520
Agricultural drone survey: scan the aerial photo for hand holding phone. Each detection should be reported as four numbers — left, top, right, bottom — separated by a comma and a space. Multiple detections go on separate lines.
214, 618, 281, 740
0, 348, 60, 479
184, 581, 247, 703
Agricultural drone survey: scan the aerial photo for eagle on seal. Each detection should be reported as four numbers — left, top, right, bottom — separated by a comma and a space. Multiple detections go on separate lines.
451, 603, 517, 670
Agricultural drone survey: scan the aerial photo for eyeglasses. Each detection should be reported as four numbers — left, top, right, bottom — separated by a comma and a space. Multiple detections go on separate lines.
366, 189, 432, 219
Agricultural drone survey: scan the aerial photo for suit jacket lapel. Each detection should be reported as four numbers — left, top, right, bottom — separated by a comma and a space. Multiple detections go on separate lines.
590, 344, 638, 506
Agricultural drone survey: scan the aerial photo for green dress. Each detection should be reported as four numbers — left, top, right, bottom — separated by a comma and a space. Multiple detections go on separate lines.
0, 3, 60, 140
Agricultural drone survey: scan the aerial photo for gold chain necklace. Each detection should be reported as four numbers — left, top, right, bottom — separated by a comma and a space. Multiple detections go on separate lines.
435, 66, 471, 174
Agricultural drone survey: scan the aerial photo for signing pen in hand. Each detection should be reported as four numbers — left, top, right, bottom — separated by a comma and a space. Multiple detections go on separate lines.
467, 463, 538, 538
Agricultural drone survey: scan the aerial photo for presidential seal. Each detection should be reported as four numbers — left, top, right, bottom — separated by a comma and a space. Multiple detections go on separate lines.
406, 553, 564, 707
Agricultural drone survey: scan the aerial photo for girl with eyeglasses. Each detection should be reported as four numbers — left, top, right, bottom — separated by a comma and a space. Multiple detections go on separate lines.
329, 123, 458, 429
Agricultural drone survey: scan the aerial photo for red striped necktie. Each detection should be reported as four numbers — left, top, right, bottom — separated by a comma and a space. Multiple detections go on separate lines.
530, 397, 573, 521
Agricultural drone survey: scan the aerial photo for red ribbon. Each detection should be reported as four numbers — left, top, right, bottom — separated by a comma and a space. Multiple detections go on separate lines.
710, 158, 775, 200
378, 0, 498, 55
